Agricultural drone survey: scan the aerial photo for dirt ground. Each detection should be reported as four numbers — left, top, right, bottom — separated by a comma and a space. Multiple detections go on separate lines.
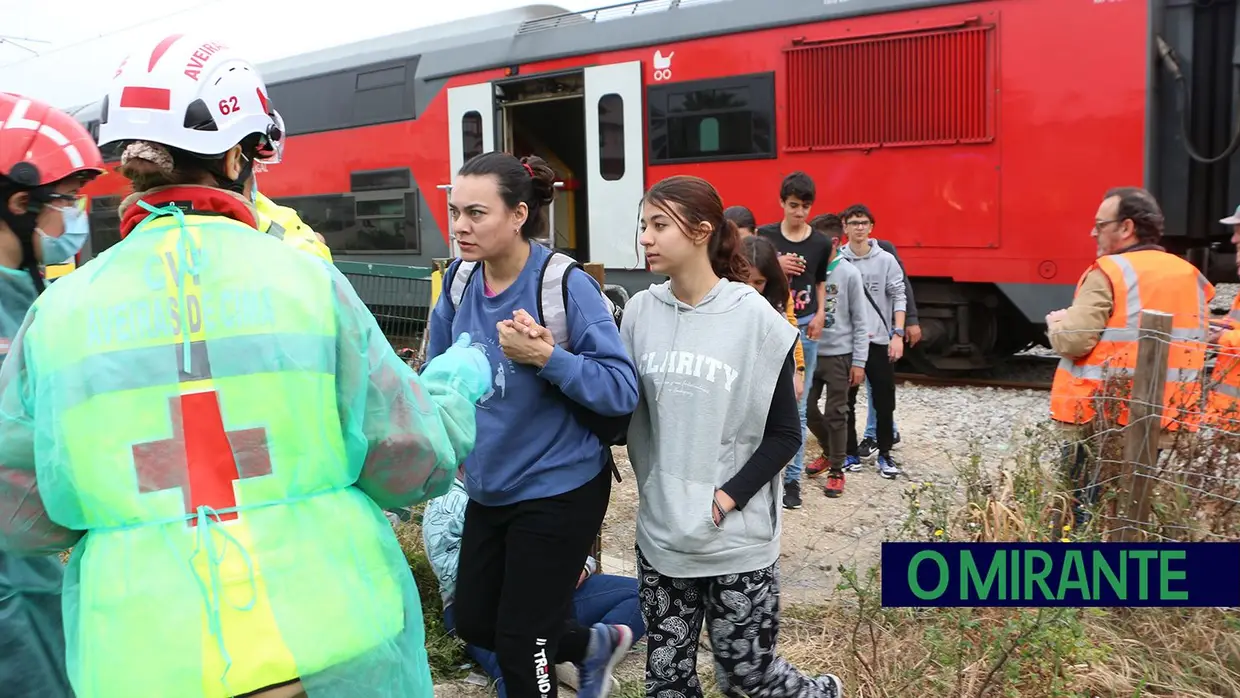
433, 396, 965, 698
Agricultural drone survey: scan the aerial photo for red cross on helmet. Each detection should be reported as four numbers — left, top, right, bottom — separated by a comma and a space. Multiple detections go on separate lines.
0, 92, 105, 187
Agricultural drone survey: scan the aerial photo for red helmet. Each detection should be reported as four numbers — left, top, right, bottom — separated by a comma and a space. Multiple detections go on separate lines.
0, 92, 105, 188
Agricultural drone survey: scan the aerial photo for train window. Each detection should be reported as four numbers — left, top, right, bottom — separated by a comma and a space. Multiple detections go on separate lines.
462, 111, 484, 161
351, 168, 412, 192
268, 56, 419, 136
646, 72, 775, 165
88, 196, 122, 255
274, 194, 355, 237
699, 118, 720, 152
356, 198, 405, 217
277, 193, 420, 254
598, 93, 625, 181
784, 24, 995, 150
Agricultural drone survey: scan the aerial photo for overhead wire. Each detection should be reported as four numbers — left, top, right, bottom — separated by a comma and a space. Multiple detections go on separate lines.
0, 0, 228, 68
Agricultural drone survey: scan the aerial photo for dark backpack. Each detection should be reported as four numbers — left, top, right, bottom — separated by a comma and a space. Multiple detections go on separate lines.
444, 249, 632, 457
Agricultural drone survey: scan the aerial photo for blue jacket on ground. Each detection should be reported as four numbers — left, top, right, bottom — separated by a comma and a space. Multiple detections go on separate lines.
426, 243, 638, 506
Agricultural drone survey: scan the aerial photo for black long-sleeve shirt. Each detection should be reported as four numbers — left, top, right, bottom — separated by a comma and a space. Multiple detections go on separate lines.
720, 346, 802, 509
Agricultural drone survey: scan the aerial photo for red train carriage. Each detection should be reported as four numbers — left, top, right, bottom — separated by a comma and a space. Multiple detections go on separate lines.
71, 0, 1239, 372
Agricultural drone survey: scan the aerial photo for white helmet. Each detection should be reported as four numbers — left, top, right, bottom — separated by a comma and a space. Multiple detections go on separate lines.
97, 34, 279, 159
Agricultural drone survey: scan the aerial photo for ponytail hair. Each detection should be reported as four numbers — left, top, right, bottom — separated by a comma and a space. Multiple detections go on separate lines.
643, 175, 749, 283
458, 151, 558, 239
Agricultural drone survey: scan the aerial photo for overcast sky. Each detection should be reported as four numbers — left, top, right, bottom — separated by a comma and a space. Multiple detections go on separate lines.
0, 0, 599, 108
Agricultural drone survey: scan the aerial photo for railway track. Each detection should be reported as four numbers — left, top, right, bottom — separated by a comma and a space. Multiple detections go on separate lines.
894, 353, 1057, 391
895, 372, 1052, 391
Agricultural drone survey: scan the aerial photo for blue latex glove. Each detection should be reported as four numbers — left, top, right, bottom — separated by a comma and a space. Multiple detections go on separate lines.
421, 332, 492, 404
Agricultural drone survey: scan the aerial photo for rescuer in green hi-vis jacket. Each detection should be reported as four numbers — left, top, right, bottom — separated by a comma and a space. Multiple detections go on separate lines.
0, 91, 106, 698
0, 33, 492, 698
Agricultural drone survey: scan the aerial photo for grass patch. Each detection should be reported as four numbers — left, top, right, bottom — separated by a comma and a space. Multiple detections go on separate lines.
392, 505, 471, 682
779, 423, 1240, 698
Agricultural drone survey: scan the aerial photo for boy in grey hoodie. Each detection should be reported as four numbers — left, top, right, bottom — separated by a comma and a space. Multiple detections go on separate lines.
803, 214, 869, 497
836, 204, 905, 478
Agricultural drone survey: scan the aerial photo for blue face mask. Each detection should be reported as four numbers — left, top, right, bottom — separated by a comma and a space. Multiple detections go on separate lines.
39, 203, 90, 265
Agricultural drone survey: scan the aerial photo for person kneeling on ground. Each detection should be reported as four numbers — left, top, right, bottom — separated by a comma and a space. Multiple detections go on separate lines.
422, 470, 646, 698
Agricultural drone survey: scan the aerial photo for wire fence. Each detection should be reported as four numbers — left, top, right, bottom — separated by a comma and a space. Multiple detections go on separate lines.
1050, 311, 1240, 544
335, 261, 436, 367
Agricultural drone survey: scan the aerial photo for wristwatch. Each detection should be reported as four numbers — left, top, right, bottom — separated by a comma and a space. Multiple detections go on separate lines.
891, 328, 905, 338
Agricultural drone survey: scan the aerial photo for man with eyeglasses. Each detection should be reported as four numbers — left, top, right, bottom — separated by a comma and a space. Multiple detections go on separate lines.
1046, 187, 1213, 522
837, 204, 905, 479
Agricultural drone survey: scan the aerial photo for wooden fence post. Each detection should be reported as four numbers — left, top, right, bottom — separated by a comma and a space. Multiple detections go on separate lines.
583, 262, 606, 287
1115, 310, 1172, 543
583, 261, 607, 571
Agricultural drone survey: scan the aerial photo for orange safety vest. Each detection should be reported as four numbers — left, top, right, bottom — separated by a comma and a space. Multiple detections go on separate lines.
1205, 297, 1240, 428
1050, 250, 1212, 430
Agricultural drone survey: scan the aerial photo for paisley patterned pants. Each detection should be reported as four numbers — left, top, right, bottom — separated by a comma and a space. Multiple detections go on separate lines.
636, 547, 838, 698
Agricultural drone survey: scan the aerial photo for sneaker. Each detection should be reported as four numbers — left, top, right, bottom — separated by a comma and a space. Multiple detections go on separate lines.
576, 624, 633, 698
877, 454, 900, 479
841, 455, 863, 472
814, 674, 844, 698
783, 480, 803, 510
806, 456, 830, 478
857, 437, 878, 460
556, 662, 615, 693
824, 472, 845, 498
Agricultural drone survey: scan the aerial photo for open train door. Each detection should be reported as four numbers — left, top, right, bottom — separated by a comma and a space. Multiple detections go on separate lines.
584, 62, 644, 270
445, 83, 496, 256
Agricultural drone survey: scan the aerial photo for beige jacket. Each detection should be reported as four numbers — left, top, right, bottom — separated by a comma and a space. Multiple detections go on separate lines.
1047, 268, 1113, 359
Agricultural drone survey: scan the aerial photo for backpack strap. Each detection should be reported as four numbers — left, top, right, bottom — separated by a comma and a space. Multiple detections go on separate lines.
537, 252, 578, 350
445, 258, 480, 314
536, 251, 621, 350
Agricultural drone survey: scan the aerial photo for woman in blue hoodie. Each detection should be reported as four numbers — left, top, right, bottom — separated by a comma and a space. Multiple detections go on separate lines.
424, 151, 640, 698
621, 175, 843, 698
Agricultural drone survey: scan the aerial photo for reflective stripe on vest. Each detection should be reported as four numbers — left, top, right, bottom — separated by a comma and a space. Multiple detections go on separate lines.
1051, 250, 1211, 428
1206, 300, 1240, 422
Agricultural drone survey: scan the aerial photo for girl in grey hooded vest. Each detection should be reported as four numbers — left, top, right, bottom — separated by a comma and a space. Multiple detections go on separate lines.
622, 176, 844, 698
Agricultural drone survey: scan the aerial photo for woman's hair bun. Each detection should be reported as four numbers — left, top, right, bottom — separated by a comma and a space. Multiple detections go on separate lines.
520, 155, 557, 207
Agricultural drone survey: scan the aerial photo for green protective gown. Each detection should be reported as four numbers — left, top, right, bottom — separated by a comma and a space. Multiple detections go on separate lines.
0, 265, 74, 698
0, 202, 491, 698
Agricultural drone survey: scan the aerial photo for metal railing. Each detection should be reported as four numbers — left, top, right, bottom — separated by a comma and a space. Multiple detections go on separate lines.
335, 261, 433, 353
516, 0, 729, 35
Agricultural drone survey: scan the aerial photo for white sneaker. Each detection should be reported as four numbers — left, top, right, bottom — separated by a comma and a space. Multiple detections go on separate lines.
556, 663, 579, 690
